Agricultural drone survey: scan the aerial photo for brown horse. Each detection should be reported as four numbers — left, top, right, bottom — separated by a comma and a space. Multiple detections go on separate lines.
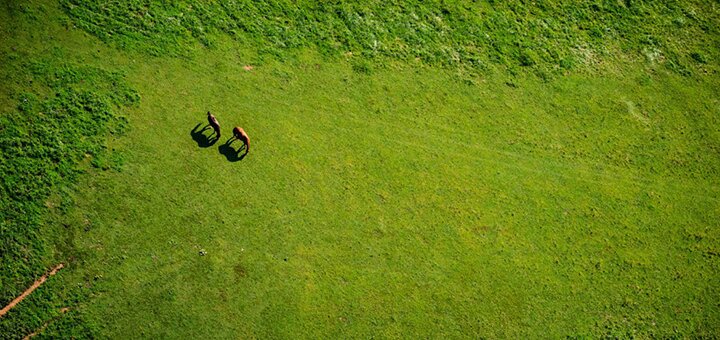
207, 111, 221, 139
230, 126, 250, 153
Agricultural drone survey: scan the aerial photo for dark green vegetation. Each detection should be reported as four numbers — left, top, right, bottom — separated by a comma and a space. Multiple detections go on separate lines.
61, 0, 719, 78
1, 0, 719, 338
0, 60, 136, 291
0, 4, 138, 334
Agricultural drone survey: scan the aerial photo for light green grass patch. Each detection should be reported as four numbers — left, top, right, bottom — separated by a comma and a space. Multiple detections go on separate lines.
1, 0, 719, 338
64, 50, 719, 337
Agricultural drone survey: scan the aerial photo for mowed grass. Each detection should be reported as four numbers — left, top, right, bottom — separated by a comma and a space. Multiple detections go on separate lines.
63, 49, 720, 337
1, 0, 719, 338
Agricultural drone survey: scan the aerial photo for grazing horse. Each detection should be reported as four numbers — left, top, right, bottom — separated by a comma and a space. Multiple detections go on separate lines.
207, 111, 221, 139
231, 126, 250, 153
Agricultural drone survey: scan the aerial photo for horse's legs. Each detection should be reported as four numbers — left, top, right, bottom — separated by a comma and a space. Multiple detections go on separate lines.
240, 146, 248, 156
242, 139, 249, 155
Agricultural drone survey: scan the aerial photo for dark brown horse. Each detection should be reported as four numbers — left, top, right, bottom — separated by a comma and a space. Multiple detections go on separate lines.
230, 126, 250, 154
207, 111, 221, 139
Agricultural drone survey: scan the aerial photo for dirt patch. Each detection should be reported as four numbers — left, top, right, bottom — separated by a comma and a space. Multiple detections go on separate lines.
1, 263, 64, 317
233, 263, 247, 282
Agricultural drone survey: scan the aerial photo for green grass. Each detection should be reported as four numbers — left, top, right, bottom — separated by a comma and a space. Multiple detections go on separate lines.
1, 0, 719, 338
0, 2, 139, 335
70, 54, 720, 338
59, 0, 720, 78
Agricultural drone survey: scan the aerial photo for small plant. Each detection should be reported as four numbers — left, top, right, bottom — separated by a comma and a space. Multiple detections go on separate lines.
352, 60, 372, 74
519, 49, 540, 67
690, 51, 708, 64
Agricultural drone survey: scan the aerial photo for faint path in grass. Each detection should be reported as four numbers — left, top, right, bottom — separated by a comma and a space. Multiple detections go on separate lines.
86, 52, 719, 338
338, 115, 720, 202
182, 60, 718, 202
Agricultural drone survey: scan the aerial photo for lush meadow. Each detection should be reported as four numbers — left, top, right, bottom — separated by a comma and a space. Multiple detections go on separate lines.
1, 0, 719, 338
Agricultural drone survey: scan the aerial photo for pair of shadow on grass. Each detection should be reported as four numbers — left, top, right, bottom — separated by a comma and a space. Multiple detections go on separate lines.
191, 123, 247, 162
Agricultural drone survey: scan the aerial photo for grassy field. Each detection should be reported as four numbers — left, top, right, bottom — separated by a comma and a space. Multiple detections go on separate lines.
1, 0, 719, 338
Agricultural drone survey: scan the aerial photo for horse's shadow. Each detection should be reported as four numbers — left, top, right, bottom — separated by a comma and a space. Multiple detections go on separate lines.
190, 123, 219, 148
218, 138, 248, 162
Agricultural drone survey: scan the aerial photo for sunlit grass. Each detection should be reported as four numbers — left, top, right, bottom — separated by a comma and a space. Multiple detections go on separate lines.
1, 0, 719, 338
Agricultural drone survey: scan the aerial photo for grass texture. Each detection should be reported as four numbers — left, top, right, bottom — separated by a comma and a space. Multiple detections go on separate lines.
60, 0, 720, 78
1, 0, 719, 338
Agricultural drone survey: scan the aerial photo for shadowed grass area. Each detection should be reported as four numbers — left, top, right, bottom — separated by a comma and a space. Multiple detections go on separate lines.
1, 0, 719, 338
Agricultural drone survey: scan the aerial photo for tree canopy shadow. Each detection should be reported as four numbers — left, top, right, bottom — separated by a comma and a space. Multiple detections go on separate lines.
190, 123, 218, 148
218, 138, 247, 162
